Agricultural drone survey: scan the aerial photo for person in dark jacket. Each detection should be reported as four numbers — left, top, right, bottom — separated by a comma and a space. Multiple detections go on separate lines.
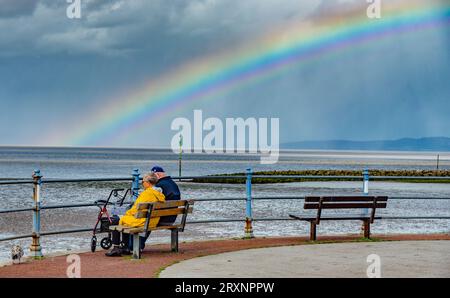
151, 166, 181, 225
124, 166, 182, 251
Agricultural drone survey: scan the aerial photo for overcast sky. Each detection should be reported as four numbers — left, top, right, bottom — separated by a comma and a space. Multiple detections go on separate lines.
0, 0, 449, 148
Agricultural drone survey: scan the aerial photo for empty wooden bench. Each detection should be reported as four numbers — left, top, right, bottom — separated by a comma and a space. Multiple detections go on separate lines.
109, 199, 194, 259
289, 196, 388, 241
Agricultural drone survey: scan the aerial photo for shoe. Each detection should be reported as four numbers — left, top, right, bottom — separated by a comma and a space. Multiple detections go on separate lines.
105, 246, 123, 257
121, 247, 132, 255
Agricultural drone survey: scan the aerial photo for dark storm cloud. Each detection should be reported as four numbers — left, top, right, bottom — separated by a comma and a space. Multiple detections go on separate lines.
0, 0, 322, 57
0, 0, 37, 17
0, 0, 449, 146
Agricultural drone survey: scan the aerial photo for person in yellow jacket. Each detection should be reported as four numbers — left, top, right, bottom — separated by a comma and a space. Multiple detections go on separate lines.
106, 172, 165, 257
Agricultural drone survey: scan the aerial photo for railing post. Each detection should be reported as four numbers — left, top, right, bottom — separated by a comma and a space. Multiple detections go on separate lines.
30, 170, 43, 259
131, 169, 140, 203
363, 169, 369, 195
245, 168, 254, 239
361, 169, 370, 235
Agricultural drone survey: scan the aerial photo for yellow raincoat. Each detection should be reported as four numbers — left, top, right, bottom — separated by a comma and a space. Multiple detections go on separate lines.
119, 187, 165, 228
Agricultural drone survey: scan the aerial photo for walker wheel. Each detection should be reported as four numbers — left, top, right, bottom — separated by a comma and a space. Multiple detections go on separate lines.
91, 236, 97, 252
100, 237, 112, 250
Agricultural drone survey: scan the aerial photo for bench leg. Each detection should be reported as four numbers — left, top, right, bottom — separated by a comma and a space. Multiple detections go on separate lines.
171, 229, 179, 252
363, 220, 371, 239
310, 221, 317, 241
132, 234, 141, 259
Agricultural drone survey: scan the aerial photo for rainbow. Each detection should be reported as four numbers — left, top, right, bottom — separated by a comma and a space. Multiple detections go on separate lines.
43, 1, 450, 147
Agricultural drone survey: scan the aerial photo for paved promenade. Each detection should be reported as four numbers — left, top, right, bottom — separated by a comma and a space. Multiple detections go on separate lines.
0, 234, 449, 278
160, 240, 450, 278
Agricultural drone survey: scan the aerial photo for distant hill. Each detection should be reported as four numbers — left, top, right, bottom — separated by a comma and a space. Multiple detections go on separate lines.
281, 137, 450, 152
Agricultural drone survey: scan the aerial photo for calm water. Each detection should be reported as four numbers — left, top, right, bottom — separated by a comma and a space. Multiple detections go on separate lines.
0, 147, 449, 263
1, 146, 449, 179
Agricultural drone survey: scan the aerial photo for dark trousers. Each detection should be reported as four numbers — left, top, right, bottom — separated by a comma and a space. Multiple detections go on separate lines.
110, 216, 147, 250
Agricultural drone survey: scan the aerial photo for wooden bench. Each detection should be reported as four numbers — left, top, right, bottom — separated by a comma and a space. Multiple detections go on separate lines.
289, 196, 388, 241
109, 199, 194, 259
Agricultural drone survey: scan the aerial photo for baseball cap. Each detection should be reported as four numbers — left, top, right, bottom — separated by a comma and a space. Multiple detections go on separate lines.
151, 166, 165, 173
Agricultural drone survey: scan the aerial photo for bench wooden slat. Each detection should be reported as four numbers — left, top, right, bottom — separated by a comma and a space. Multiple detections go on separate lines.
150, 206, 193, 218
121, 227, 145, 234
305, 196, 388, 202
289, 214, 382, 221
304, 202, 387, 209
135, 206, 192, 218
155, 200, 194, 209
137, 200, 195, 210
150, 208, 186, 218
153, 200, 188, 209
121, 224, 184, 234
150, 224, 183, 231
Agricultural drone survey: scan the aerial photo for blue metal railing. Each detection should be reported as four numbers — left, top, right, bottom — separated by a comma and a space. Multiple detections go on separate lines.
0, 168, 449, 258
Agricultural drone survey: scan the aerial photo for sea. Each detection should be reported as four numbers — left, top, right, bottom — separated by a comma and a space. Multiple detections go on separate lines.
0, 147, 449, 263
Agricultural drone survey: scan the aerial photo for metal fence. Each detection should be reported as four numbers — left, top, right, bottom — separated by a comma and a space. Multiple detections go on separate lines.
0, 168, 449, 258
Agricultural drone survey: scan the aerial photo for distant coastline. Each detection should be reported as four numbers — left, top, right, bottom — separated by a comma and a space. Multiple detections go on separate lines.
281, 137, 450, 152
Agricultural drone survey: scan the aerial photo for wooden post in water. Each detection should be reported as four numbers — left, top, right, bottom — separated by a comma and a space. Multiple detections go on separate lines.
436, 154, 440, 171
178, 135, 183, 181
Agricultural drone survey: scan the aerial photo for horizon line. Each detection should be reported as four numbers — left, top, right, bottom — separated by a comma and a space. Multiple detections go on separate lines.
1, 135, 449, 150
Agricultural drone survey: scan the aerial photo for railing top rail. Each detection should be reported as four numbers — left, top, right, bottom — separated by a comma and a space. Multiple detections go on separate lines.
41, 177, 134, 184
176, 175, 450, 180
1, 175, 450, 185
0, 180, 34, 185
